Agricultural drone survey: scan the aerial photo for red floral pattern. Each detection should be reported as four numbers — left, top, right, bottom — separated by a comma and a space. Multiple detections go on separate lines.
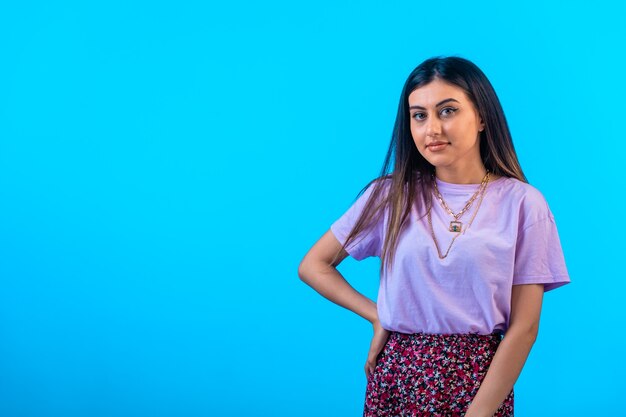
364, 331, 514, 416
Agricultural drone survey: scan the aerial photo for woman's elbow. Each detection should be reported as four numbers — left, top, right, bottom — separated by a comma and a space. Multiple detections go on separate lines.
297, 258, 310, 282
298, 254, 336, 285
298, 254, 321, 284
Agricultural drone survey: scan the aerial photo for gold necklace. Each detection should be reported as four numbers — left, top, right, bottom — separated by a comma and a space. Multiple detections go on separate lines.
432, 171, 490, 232
427, 172, 490, 259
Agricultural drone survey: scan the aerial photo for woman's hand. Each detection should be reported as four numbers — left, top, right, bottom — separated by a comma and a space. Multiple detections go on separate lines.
364, 320, 390, 378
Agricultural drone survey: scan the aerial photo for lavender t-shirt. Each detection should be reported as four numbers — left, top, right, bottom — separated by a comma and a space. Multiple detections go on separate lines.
330, 176, 571, 335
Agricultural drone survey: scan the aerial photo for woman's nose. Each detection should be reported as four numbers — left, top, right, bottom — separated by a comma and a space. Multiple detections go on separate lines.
425, 117, 442, 136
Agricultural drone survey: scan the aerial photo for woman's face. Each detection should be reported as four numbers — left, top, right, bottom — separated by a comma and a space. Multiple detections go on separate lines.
408, 78, 484, 172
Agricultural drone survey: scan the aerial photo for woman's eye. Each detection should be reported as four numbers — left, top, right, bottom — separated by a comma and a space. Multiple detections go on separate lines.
412, 112, 426, 121
440, 107, 458, 117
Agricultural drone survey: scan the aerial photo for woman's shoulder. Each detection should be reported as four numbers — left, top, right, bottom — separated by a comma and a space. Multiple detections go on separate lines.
363, 174, 394, 194
498, 176, 548, 203
498, 176, 554, 224
350, 175, 393, 204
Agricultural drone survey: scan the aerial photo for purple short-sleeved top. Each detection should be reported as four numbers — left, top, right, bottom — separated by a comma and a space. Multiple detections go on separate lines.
330, 175, 571, 335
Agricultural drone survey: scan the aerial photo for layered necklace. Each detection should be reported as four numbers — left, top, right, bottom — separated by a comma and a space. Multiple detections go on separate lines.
427, 171, 490, 259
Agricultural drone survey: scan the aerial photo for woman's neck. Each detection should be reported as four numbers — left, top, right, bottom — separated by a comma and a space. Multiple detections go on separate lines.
434, 166, 498, 184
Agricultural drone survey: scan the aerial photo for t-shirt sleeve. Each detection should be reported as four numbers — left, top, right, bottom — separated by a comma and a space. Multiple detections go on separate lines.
513, 191, 571, 292
330, 183, 385, 261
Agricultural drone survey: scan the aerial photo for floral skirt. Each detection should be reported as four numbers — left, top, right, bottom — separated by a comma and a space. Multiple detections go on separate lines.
363, 331, 514, 416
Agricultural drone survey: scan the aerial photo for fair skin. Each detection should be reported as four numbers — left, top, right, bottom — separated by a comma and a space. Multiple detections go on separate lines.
298, 78, 544, 416
408, 77, 501, 185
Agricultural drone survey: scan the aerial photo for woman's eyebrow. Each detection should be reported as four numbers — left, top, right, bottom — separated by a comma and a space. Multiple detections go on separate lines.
409, 98, 460, 110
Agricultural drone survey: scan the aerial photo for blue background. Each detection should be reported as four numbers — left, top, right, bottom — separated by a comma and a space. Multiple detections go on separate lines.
1, 1, 623, 416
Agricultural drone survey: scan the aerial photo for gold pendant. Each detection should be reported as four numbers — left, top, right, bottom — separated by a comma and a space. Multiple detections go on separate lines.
449, 221, 462, 232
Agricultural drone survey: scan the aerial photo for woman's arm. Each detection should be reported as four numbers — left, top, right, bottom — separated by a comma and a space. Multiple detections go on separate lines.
298, 229, 390, 376
464, 283, 545, 417
297, 229, 378, 324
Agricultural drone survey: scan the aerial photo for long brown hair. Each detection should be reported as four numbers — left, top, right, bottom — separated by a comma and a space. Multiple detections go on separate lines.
332, 56, 528, 275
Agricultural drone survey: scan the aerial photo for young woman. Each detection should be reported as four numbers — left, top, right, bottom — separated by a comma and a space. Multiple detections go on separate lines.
297, 56, 570, 416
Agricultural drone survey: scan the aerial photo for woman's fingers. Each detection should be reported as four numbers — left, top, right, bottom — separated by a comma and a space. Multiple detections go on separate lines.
365, 347, 377, 376
364, 350, 380, 377
364, 360, 376, 377
365, 326, 391, 377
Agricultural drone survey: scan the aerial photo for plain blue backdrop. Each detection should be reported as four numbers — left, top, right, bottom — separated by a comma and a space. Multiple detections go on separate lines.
1, 1, 623, 416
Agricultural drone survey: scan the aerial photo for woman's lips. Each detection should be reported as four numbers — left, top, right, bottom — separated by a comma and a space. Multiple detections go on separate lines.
427, 142, 449, 152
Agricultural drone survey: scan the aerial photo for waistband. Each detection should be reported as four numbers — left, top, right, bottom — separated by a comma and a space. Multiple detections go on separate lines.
389, 331, 503, 344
